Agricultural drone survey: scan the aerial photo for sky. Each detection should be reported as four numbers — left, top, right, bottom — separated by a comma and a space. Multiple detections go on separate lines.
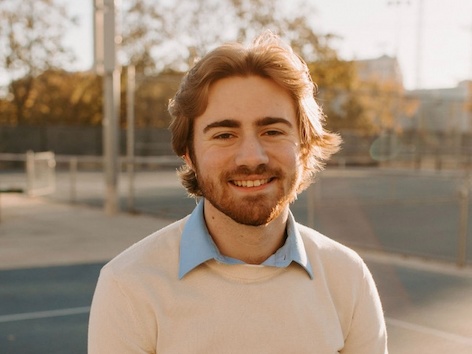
67, 0, 472, 91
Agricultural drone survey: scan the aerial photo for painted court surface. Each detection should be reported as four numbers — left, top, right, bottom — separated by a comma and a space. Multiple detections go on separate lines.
1, 169, 471, 353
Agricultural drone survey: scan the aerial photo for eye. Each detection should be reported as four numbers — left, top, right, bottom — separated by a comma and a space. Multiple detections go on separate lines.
213, 132, 234, 140
263, 129, 284, 136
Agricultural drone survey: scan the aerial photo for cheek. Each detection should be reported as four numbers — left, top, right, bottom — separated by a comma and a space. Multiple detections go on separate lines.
271, 142, 301, 165
194, 144, 231, 172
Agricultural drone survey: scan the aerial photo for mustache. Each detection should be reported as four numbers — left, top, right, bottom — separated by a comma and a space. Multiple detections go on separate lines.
223, 164, 283, 178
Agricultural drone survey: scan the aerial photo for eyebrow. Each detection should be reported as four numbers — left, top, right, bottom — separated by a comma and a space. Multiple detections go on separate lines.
203, 117, 293, 134
203, 119, 240, 134
256, 116, 293, 128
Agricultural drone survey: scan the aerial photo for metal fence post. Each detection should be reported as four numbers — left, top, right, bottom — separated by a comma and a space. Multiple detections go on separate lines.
306, 176, 322, 229
457, 175, 471, 267
69, 157, 78, 203
127, 65, 136, 213
25, 150, 34, 196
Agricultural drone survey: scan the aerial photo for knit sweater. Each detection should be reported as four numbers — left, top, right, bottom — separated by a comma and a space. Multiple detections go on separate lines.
88, 217, 387, 353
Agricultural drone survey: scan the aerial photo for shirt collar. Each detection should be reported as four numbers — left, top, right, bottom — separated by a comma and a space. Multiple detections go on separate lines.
179, 200, 313, 279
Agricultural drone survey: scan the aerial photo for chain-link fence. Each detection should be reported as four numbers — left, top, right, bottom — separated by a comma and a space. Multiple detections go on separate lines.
1, 154, 470, 265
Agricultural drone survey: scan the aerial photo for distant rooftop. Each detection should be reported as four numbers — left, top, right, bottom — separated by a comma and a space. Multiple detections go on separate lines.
355, 55, 404, 86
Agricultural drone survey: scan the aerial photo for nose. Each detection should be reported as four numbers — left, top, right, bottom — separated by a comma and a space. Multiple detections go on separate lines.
234, 134, 269, 168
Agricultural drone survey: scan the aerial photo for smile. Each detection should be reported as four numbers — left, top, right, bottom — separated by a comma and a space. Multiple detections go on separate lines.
232, 179, 270, 188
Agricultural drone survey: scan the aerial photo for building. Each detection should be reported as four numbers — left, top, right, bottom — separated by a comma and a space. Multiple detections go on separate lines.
355, 55, 404, 87
407, 80, 472, 133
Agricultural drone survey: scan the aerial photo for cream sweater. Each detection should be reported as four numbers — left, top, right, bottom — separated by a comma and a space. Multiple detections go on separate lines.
88, 218, 387, 353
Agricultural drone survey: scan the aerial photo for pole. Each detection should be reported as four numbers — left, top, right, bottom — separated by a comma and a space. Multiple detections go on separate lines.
69, 157, 78, 203
103, 68, 121, 215
95, 0, 120, 215
126, 65, 136, 212
458, 176, 471, 267
415, 0, 424, 89
306, 177, 321, 229
26, 150, 34, 196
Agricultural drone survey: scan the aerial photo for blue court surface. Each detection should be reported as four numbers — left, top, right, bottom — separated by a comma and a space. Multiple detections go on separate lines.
1, 168, 471, 353
1, 260, 472, 353
0, 263, 102, 354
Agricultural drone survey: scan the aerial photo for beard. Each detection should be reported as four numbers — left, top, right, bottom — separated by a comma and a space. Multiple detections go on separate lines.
196, 164, 300, 226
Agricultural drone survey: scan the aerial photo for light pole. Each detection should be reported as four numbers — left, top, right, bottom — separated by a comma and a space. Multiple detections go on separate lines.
94, 0, 121, 215
415, 0, 424, 89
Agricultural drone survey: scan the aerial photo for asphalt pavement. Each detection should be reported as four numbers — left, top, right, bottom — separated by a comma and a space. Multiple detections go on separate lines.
1, 176, 472, 353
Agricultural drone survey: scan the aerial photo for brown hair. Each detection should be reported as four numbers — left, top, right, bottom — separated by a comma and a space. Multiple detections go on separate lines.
168, 31, 341, 196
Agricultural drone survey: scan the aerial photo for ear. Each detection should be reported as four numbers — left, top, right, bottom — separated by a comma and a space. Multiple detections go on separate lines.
182, 152, 194, 169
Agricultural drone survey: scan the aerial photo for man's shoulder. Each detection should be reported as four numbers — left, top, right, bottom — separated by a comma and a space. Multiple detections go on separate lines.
296, 223, 372, 300
296, 222, 365, 269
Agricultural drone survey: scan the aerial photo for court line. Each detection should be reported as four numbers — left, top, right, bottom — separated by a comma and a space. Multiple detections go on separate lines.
386, 317, 472, 346
2, 307, 472, 347
0, 306, 90, 323
357, 248, 472, 278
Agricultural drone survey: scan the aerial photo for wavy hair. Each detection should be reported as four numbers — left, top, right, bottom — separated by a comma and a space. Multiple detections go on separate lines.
168, 31, 341, 197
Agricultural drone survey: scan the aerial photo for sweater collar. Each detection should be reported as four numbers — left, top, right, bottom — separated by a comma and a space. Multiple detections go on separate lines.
178, 200, 313, 279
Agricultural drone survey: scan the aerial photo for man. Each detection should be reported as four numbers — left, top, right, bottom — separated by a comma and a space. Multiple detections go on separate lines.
89, 32, 388, 353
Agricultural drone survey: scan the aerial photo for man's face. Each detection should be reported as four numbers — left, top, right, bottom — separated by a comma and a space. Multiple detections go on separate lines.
189, 75, 303, 226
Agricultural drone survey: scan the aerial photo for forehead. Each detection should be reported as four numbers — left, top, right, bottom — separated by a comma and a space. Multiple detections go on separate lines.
197, 76, 296, 124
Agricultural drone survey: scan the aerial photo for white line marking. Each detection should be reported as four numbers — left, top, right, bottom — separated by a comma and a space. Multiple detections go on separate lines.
0, 306, 90, 323
386, 317, 472, 346
2, 308, 471, 348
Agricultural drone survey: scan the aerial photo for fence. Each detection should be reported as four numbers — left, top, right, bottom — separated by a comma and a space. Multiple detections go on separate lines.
2, 125, 472, 169
300, 169, 472, 267
0, 151, 56, 196
1, 152, 470, 266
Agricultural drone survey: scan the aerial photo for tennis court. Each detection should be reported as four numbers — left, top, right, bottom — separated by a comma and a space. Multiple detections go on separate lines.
1, 167, 471, 353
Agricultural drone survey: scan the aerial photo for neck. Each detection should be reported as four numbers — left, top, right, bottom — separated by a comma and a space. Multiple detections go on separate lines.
203, 199, 289, 264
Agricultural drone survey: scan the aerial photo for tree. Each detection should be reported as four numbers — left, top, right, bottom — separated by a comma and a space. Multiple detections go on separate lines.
0, 0, 387, 138
310, 56, 420, 136
309, 58, 378, 133
120, 0, 240, 73
119, 0, 167, 73
131, 71, 181, 128
120, 0, 339, 74
0, 0, 77, 124
33, 70, 102, 126
119, 0, 351, 131
0, 70, 102, 127
230, 0, 340, 63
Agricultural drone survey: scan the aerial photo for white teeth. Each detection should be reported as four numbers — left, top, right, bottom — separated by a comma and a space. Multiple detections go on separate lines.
233, 179, 269, 187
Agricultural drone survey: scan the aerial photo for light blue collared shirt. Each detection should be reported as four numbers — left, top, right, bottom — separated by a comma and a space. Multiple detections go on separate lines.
178, 200, 313, 279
